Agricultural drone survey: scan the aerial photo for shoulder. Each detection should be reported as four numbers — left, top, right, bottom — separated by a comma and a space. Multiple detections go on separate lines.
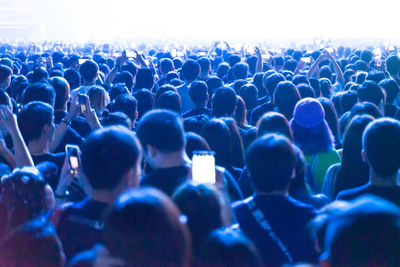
337, 184, 369, 200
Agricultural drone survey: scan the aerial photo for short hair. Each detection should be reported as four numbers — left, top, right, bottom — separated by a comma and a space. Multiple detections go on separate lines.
246, 133, 296, 193
110, 94, 137, 122
189, 81, 208, 104
136, 109, 185, 153
360, 49, 373, 63
101, 112, 131, 129
340, 90, 358, 112
159, 58, 174, 74
134, 67, 154, 90
233, 62, 249, 80
114, 71, 133, 90
263, 73, 285, 97
132, 89, 154, 119
363, 118, 400, 177
386, 55, 400, 76
121, 61, 138, 78
79, 60, 98, 82
22, 82, 56, 106
49, 77, 70, 110
155, 91, 182, 114
104, 188, 190, 267
379, 78, 399, 103
109, 83, 129, 101
239, 84, 258, 110
297, 83, 315, 98
0, 65, 12, 84
358, 81, 384, 106
182, 59, 200, 82
257, 112, 293, 140
63, 68, 81, 90
211, 87, 237, 117
206, 76, 224, 95
81, 126, 142, 190
198, 57, 211, 74
17, 101, 54, 143
319, 78, 332, 97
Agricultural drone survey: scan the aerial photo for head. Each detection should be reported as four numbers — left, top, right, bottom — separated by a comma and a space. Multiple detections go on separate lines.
49, 77, 70, 111
81, 126, 142, 191
386, 55, 400, 77
379, 78, 399, 104
114, 71, 134, 91
22, 82, 56, 107
211, 87, 237, 117
319, 78, 332, 98
79, 60, 98, 84
189, 81, 209, 107
136, 109, 185, 168
159, 58, 174, 76
155, 91, 182, 114
358, 81, 384, 106
239, 84, 258, 110
273, 81, 301, 120
132, 89, 155, 119
182, 59, 200, 82
104, 188, 191, 267
362, 118, 400, 178
233, 62, 249, 80
87, 85, 110, 114
184, 132, 210, 159
340, 90, 358, 113
257, 112, 293, 140
0, 65, 12, 89
18, 101, 55, 145
263, 72, 285, 99
246, 133, 296, 194
135, 67, 154, 90
63, 68, 81, 90
110, 93, 138, 124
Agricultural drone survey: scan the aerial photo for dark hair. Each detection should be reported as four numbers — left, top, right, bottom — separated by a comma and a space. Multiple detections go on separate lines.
155, 91, 182, 114
104, 188, 191, 267
234, 96, 247, 128
319, 78, 332, 98
318, 97, 340, 148
197, 57, 211, 75
246, 133, 296, 193
166, 71, 180, 82
221, 117, 245, 168
264, 73, 285, 98
114, 71, 134, 90
173, 183, 223, 259
363, 118, 400, 177
358, 81, 384, 106
257, 112, 293, 140
134, 67, 154, 90
159, 58, 174, 74
183, 115, 210, 134
101, 112, 131, 128
182, 59, 200, 82
81, 126, 142, 190
233, 62, 249, 80
252, 72, 267, 98
110, 94, 137, 122
340, 90, 358, 113
137, 109, 185, 153
386, 55, 400, 76
155, 84, 177, 103
17, 101, 54, 143
22, 82, 56, 106
185, 132, 210, 159
132, 89, 154, 119
273, 81, 301, 120
49, 77, 69, 110
63, 68, 81, 90
189, 81, 208, 104
29, 68, 49, 83
122, 61, 138, 78
334, 115, 374, 197
239, 84, 258, 111
79, 60, 98, 82
212, 87, 237, 117
350, 102, 383, 120
379, 78, 399, 104
366, 70, 385, 84
297, 83, 315, 98
109, 83, 130, 101
0, 65, 12, 84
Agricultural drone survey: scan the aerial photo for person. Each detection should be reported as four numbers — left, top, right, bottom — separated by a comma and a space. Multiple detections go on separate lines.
70, 188, 191, 267
290, 98, 341, 189
319, 196, 400, 267
87, 85, 110, 117
211, 87, 237, 117
157, 58, 175, 87
198, 228, 263, 267
322, 115, 373, 200
71, 60, 99, 97
178, 59, 200, 113
233, 133, 318, 265
337, 118, 400, 206
56, 126, 143, 259
273, 81, 301, 120
182, 81, 212, 118
0, 65, 12, 90
137, 109, 242, 201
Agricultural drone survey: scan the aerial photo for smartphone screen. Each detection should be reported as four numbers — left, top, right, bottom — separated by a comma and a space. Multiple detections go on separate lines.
78, 94, 87, 114
66, 144, 80, 177
192, 151, 216, 184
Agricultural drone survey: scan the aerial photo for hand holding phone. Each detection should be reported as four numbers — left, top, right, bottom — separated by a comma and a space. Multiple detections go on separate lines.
65, 144, 80, 178
78, 94, 87, 114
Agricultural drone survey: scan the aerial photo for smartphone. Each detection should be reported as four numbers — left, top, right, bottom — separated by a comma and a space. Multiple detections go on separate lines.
79, 58, 88, 65
192, 151, 216, 184
66, 144, 80, 177
78, 94, 87, 114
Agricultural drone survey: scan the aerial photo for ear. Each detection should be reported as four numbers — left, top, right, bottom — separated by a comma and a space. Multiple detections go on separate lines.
146, 144, 159, 158
42, 124, 51, 136
361, 149, 367, 162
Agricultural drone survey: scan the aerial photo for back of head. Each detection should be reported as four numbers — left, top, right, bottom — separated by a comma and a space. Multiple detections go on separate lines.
189, 81, 208, 105
0, 65, 12, 85
322, 196, 400, 267
246, 133, 296, 193
340, 90, 358, 113
22, 82, 56, 106
211, 87, 237, 117
104, 188, 190, 267
273, 81, 301, 120
184, 132, 210, 159
263, 73, 285, 97
173, 183, 223, 255
233, 62, 249, 80
239, 84, 258, 110
101, 112, 131, 129
182, 59, 200, 82
197, 57, 210, 74
137, 109, 185, 153
358, 81, 384, 106
386, 55, 400, 76
110, 93, 137, 122
135, 67, 154, 90
257, 112, 293, 140
79, 60, 98, 82
114, 71, 133, 90
18, 101, 54, 144
159, 58, 174, 74
155, 91, 182, 114
63, 68, 81, 90
87, 85, 110, 112
199, 228, 262, 267
350, 101, 383, 119
363, 118, 400, 177
49, 77, 70, 110
81, 126, 142, 190
379, 78, 399, 104
132, 89, 154, 119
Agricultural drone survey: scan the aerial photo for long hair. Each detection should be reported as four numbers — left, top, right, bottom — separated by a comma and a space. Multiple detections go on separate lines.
290, 119, 335, 155
334, 115, 374, 197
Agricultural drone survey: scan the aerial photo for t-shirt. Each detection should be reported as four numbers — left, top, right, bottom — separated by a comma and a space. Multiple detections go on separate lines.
232, 194, 318, 264
177, 83, 195, 113
32, 152, 65, 189
337, 184, 400, 206
57, 199, 109, 260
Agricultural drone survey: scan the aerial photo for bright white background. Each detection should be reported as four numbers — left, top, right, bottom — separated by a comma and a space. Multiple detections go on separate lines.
8, 0, 400, 44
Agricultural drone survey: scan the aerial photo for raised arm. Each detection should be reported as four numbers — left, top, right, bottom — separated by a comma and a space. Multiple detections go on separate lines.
255, 47, 263, 73
0, 106, 34, 167
105, 52, 127, 85
306, 54, 325, 79
323, 50, 344, 86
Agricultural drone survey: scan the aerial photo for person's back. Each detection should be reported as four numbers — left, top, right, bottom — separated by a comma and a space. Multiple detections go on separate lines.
57, 126, 142, 259
178, 59, 200, 113
337, 118, 400, 206
232, 134, 318, 265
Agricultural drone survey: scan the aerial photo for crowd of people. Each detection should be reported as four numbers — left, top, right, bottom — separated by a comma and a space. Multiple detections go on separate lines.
0, 40, 399, 266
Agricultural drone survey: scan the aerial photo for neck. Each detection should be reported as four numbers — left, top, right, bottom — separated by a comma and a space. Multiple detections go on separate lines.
90, 189, 118, 203
194, 103, 206, 109
153, 150, 190, 169
369, 170, 398, 187
28, 140, 49, 155
83, 80, 95, 86
256, 188, 289, 197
